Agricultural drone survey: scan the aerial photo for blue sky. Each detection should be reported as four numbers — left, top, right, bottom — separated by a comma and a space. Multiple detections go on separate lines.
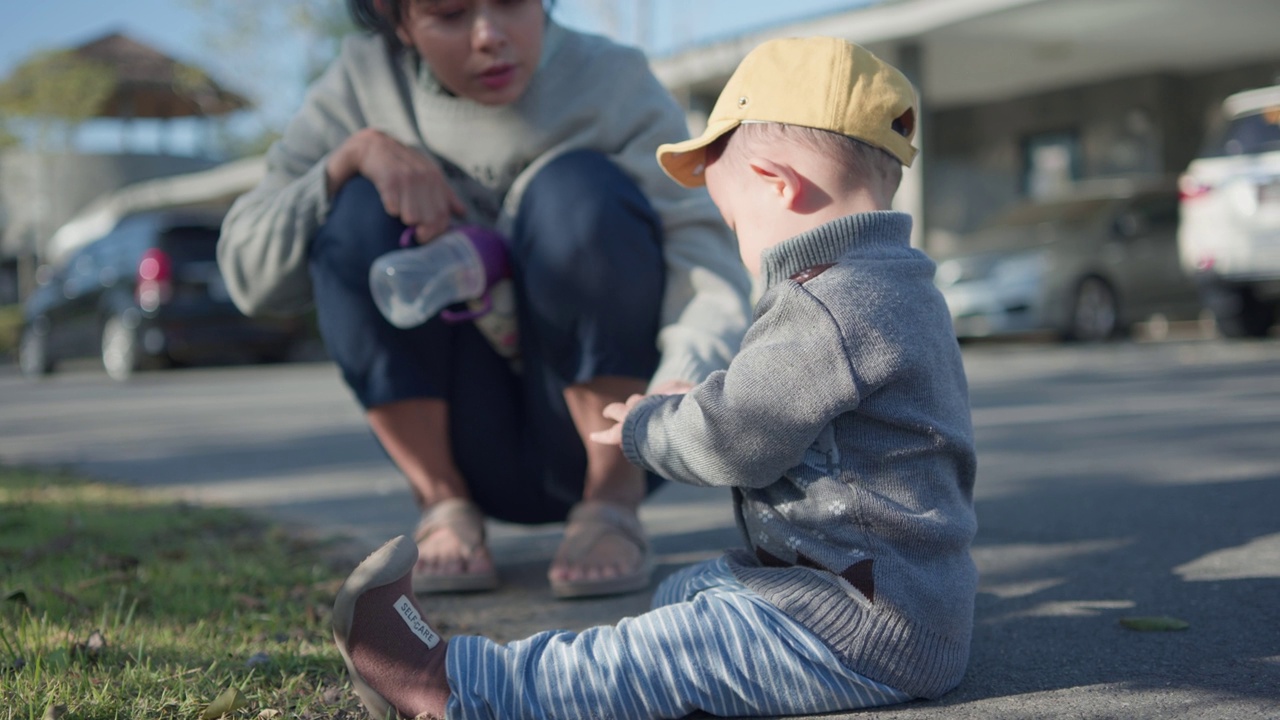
0, 0, 867, 154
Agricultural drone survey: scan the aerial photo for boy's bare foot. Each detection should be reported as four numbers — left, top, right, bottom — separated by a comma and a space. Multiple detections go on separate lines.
333, 535, 451, 719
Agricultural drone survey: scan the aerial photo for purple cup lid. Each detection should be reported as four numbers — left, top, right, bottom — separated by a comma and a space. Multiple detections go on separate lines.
457, 226, 511, 287
401, 225, 510, 287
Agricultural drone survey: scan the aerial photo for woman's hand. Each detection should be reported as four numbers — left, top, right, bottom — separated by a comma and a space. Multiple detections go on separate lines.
589, 393, 648, 447
327, 128, 467, 243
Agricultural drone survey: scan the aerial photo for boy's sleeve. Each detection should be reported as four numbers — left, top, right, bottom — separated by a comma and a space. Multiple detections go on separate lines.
620, 285, 860, 488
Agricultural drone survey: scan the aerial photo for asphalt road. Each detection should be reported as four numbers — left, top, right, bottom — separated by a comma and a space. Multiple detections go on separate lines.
1, 338, 1278, 719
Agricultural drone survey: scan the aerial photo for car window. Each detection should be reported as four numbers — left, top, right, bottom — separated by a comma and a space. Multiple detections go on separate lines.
158, 225, 221, 265
1130, 194, 1179, 230
111, 215, 156, 271
94, 233, 134, 284
62, 242, 106, 296
1200, 109, 1280, 157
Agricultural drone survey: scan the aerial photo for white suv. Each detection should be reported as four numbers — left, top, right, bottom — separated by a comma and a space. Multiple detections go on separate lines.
1178, 85, 1280, 337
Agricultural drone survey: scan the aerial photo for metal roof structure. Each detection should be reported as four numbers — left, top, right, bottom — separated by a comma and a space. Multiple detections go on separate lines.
70, 31, 250, 119
653, 0, 1280, 110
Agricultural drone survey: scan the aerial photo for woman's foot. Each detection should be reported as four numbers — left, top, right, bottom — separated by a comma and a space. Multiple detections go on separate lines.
413, 498, 499, 594
332, 535, 451, 720
548, 500, 654, 599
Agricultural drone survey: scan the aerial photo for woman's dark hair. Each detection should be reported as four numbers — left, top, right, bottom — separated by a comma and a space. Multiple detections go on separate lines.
347, 0, 557, 51
347, 0, 400, 48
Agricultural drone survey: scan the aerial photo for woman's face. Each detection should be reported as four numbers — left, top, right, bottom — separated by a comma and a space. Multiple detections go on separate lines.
396, 0, 545, 106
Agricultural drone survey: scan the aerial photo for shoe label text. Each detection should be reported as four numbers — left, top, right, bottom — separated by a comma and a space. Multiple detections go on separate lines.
395, 595, 440, 649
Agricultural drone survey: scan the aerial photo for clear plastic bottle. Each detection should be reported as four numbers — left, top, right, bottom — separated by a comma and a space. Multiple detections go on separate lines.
369, 225, 513, 338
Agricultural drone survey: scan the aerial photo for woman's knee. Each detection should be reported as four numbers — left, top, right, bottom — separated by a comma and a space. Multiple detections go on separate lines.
513, 151, 664, 304
311, 175, 405, 273
518, 150, 658, 240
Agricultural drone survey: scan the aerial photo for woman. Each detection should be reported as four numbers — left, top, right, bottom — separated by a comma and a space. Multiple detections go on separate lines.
217, 0, 751, 598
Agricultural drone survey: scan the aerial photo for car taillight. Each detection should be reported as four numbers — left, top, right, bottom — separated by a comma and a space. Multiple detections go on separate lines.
137, 248, 173, 312
1178, 174, 1213, 201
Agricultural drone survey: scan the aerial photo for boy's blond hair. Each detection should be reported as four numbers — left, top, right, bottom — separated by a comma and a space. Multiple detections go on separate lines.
707, 122, 904, 206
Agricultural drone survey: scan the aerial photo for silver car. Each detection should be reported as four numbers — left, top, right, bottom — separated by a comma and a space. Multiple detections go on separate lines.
935, 179, 1201, 342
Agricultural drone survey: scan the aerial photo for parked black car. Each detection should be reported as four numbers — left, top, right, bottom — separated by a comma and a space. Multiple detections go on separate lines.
18, 209, 304, 380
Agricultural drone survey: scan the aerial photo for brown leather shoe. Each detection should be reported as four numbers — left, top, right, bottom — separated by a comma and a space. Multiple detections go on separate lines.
332, 535, 451, 719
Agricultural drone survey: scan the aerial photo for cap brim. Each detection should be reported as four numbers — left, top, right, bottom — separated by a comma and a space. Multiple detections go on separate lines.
656, 118, 741, 188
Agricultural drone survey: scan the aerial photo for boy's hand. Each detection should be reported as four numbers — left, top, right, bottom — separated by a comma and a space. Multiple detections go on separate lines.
589, 393, 648, 446
649, 379, 694, 395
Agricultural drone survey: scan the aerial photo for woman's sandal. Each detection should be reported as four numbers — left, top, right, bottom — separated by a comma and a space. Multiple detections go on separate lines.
550, 500, 654, 599
332, 535, 451, 720
411, 498, 500, 595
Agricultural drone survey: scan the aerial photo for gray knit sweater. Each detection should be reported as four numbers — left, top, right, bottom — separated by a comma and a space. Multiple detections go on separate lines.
217, 22, 752, 390
621, 211, 978, 699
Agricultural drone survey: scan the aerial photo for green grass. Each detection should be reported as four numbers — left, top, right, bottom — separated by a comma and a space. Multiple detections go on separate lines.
0, 466, 367, 719
0, 304, 19, 359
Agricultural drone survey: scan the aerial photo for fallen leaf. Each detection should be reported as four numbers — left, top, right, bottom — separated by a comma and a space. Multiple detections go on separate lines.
257, 710, 282, 719
71, 629, 108, 663
201, 687, 249, 719
42, 704, 67, 720
320, 687, 344, 704
1120, 615, 1190, 632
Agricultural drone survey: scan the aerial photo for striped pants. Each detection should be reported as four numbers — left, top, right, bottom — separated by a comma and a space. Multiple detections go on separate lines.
445, 556, 910, 719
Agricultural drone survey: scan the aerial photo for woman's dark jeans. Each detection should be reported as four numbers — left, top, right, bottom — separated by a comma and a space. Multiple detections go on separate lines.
308, 150, 666, 524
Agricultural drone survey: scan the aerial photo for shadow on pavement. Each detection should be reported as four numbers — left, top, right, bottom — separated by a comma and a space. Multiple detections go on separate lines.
903, 473, 1280, 714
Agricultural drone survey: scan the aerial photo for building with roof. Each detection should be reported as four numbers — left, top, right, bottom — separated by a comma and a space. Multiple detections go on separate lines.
0, 32, 250, 302
652, 0, 1280, 254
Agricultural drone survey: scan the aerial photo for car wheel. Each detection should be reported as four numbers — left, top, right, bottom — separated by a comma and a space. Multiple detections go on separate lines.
1065, 276, 1119, 342
18, 325, 54, 378
101, 313, 141, 381
1214, 288, 1276, 339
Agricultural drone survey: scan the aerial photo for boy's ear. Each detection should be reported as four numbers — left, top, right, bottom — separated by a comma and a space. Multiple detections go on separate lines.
747, 157, 803, 210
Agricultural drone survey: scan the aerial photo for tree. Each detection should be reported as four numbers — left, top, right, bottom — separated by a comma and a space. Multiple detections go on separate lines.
182, 0, 354, 157
185, 0, 353, 96
0, 50, 118, 150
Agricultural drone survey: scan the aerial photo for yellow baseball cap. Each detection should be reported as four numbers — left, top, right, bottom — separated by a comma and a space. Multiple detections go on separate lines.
657, 37, 919, 188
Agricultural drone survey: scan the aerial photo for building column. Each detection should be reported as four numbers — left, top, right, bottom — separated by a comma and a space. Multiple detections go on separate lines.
893, 41, 927, 251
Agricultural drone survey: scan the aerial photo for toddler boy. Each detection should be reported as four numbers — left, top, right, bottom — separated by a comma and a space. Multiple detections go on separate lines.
332, 36, 978, 720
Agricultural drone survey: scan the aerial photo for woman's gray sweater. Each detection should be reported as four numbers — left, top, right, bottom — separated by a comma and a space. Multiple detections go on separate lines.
217, 22, 752, 390
622, 211, 978, 699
